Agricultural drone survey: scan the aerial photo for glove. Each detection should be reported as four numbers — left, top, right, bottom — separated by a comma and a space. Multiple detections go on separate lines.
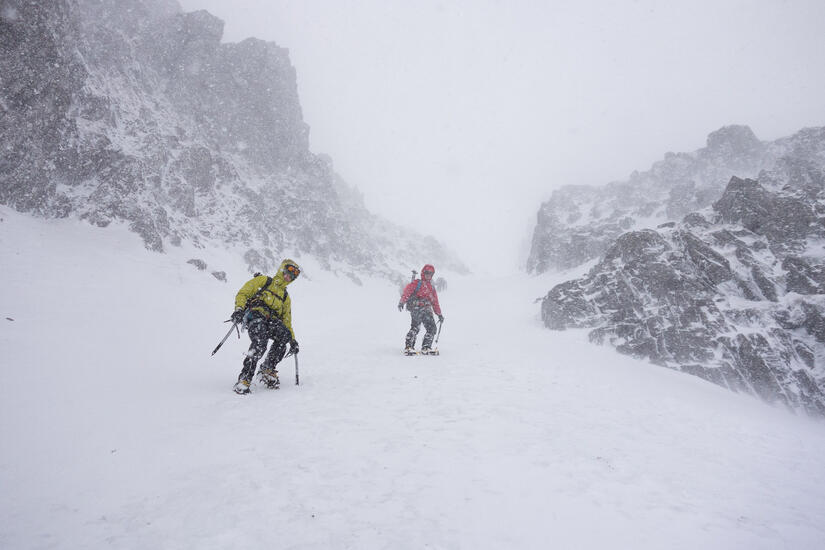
290, 339, 299, 354
231, 309, 245, 324
397, 303, 404, 312
437, 314, 444, 323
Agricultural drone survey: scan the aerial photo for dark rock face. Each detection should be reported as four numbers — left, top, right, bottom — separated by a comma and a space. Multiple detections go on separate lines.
527, 125, 819, 273
714, 175, 816, 250
0, 0, 467, 276
541, 155, 825, 415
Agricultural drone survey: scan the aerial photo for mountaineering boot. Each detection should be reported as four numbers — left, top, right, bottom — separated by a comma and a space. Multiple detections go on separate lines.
233, 378, 251, 395
421, 347, 439, 356
404, 346, 416, 356
259, 367, 280, 389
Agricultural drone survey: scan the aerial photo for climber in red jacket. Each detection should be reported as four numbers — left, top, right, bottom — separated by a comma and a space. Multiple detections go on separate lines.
398, 264, 443, 354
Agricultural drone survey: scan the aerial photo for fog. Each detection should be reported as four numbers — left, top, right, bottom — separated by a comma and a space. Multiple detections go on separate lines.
178, 0, 825, 272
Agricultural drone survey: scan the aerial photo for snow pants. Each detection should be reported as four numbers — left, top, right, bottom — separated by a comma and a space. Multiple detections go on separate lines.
406, 307, 437, 349
238, 311, 291, 383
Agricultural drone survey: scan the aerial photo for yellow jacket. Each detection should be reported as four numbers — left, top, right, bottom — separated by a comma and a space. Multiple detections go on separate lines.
234, 259, 300, 339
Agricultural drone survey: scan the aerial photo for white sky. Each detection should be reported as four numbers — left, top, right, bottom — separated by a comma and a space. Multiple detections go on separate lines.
178, 0, 825, 272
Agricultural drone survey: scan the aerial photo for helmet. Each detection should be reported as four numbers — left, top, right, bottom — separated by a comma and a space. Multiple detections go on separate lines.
279, 258, 302, 282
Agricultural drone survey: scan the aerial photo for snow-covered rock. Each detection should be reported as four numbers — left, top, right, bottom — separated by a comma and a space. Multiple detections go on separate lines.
0, 0, 467, 278
541, 149, 825, 415
527, 125, 818, 273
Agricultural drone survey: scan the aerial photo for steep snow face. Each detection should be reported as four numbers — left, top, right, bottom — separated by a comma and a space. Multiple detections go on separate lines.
2, 206, 825, 549
526, 125, 815, 273
0, 0, 467, 278
541, 152, 825, 415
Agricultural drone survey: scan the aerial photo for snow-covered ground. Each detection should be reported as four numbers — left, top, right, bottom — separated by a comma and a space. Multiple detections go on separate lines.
2, 204, 825, 550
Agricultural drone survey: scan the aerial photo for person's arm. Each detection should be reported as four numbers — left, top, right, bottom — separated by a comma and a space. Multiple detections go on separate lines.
282, 296, 295, 340
399, 281, 416, 308
283, 296, 299, 353
429, 285, 443, 318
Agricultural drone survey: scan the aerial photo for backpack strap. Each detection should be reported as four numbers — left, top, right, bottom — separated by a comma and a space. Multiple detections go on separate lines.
247, 277, 290, 317
257, 277, 274, 300
409, 279, 430, 308
246, 276, 273, 308
258, 277, 289, 301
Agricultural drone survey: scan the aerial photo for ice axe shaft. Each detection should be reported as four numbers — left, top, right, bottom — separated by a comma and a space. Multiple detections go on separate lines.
211, 321, 240, 356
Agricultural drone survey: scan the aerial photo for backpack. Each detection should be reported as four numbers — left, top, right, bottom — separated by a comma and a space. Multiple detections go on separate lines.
246, 275, 288, 317
406, 279, 428, 310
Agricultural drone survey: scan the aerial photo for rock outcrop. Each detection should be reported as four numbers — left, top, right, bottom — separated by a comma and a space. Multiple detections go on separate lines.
541, 145, 825, 414
527, 125, 815, 273
0, 0, 467, 277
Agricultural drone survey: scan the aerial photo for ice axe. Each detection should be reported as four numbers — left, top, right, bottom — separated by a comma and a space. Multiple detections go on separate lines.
212, 277, 272, 356
435, 317, 444, 345
211, 318, 241, 356
285, 345, 300, 385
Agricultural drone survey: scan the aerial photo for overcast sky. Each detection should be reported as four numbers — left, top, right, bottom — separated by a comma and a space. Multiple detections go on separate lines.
178, 0, 825, 272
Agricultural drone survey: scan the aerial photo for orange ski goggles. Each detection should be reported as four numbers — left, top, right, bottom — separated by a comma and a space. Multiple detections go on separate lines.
284, 264, 301, 278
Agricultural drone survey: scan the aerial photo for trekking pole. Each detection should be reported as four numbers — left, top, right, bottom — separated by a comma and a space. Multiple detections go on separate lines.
294, 353, 300, 385
211, 320, 241, 356
435, 318, 444, 345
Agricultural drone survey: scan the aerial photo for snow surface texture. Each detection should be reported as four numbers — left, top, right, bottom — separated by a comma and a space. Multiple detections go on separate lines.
541, 147, 825, 415
527, 125, 810, 273
3, 206, 825, 549
0, 0, 467, 281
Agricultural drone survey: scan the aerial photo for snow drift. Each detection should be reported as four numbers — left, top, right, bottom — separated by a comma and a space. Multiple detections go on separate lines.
2, 205, 825, 549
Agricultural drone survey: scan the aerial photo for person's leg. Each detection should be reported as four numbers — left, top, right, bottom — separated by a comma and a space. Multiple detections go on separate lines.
238, 314, 270, 384
421, 311, 437, 350
259, 318, 291, 387
405, 308, 423, 349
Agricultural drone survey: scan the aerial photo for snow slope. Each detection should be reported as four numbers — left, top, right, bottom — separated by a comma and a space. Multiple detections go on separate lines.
2, 205, 825, 549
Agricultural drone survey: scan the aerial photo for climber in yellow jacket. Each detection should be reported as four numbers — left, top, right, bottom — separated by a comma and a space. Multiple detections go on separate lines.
230, 259, 301, 394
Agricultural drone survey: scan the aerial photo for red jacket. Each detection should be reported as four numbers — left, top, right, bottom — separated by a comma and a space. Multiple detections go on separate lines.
400, 265, 442, 315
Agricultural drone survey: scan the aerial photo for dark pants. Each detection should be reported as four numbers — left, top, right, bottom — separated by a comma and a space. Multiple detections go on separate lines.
238, 312, 291, 383
406, 307, 437, 349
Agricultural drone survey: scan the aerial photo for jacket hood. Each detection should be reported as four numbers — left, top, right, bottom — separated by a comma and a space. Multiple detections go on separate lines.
277, 258, 301, 285
421, 264, 435, 275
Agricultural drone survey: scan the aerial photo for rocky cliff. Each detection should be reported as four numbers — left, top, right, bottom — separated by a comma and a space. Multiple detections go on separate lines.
541, 130, 825, 414
527, 125, 808, 273
0, 0, 466, 277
